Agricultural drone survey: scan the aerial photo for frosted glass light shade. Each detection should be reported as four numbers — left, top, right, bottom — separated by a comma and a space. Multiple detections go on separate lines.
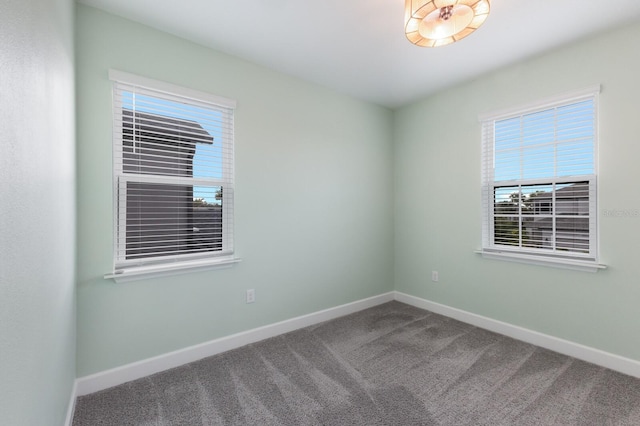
405, 0, 490, 47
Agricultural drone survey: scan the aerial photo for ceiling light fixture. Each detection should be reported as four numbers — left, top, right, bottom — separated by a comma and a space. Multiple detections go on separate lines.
405, 0, 491, 47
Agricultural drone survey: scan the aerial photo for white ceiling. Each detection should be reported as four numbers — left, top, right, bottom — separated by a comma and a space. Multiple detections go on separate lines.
78, 0, 640, 108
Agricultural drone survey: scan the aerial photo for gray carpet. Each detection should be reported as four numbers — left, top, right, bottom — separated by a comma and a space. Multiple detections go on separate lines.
73, 301, 640, 425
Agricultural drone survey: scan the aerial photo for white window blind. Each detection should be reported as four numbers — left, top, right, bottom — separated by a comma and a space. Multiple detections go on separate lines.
109, 71, 236, 277
480, 87, 599, 262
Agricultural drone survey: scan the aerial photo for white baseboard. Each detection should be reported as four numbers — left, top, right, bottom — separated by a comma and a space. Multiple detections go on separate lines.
74, 289, 640, 401
394, 291, 640, 378
64, 380, 77, 426
76, 292, 395, 396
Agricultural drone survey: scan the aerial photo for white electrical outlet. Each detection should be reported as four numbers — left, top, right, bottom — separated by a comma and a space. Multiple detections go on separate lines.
246, 289, 256, 303
432, 271, 439, 282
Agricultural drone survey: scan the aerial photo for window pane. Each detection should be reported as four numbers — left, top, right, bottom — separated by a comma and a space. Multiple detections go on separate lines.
522, 215, 552, 249
522, 109, 554, 146
492, 181, 591, 252
495, 116, 521, 151
125, 182, 222, 260
121, 92, 225, 180
556, 141, 594, 176
556, 182, 589, 216
521, 184, 553, 215
494, 150, 520, 181
494, 216, 520, 246
494, 186, 520, 216
521, 145, 555, 180
192, 186, 223, 252
556, 217, 590, 253
557, 100, 594, 141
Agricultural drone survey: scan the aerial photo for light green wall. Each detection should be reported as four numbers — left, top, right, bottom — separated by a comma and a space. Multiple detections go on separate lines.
76, 3, 640, 379
395, 22, 640, 361
0, 0, 76, 424
75, 4, 394, 376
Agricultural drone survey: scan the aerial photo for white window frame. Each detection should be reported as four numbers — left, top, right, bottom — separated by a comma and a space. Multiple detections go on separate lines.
478, 86, 606, 272
105, 70, 240, 282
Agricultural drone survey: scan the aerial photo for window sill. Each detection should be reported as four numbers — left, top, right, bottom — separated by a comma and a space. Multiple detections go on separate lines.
475, 249, 606, 273
104, 257, 242, 283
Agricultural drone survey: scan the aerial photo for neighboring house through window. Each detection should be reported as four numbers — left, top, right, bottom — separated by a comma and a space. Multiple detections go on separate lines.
107, 70, 237, 281
480, 86, 601, 270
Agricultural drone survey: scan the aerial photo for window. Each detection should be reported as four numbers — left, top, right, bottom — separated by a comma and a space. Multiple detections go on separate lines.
107, 70, 237, 281
480, 86, 601, 270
